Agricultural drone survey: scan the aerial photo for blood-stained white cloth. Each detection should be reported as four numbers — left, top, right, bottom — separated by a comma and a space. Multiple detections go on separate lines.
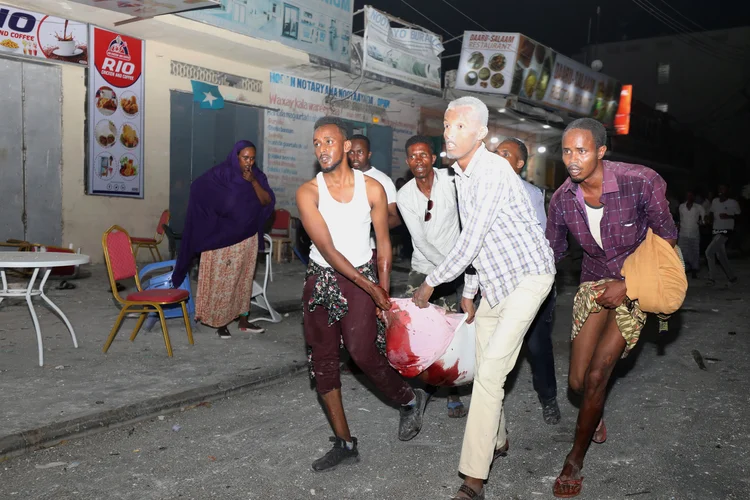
385, 298, 475, 386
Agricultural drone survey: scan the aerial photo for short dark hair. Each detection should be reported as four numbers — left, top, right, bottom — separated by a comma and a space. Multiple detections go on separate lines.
314, 116, 349, 141
564, 118, 607, 149
349, 134, 371, 150
500, 137, 528, 165
405, 135, 434, 155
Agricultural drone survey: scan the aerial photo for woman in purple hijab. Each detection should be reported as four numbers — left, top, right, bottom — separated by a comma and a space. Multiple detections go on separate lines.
173, 140, 275, 338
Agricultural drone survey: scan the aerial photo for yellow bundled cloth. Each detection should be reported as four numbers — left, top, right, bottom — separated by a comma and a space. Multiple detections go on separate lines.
620, 228, 688, 315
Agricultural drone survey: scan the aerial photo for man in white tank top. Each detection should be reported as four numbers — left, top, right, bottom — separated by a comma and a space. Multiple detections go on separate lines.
296, 116, 427, 473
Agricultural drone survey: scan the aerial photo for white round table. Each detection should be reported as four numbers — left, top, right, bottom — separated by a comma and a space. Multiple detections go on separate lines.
0, 252, 91, 366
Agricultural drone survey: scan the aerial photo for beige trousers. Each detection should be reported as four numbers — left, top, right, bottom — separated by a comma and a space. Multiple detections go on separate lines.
458, 273, 555, 480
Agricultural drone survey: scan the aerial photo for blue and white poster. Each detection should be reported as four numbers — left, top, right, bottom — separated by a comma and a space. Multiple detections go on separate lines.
183, 0, 353, 66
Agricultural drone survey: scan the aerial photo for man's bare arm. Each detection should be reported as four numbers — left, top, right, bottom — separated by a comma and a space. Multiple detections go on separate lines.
367, 179, 393, 293
387, 203, 401, 229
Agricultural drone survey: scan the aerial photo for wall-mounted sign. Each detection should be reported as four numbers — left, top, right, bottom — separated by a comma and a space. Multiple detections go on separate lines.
455, 31, 621, 125
0, 4, 88, 65
87, 26, 145, 198
614, 85, 633, 135
71, 0, 220, 19
184, 0, 353, 66
454, 31, 519, 94
362, 6, 442, 91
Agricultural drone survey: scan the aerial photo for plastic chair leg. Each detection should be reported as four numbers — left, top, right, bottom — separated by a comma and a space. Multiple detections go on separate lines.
144, 313, 159, 332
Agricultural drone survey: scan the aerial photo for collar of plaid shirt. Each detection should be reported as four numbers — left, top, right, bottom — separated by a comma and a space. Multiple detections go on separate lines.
546, 160, 678, 284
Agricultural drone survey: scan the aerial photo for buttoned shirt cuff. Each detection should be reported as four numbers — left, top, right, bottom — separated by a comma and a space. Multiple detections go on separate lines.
425, 273, 440, 288
462, 274, 479, 299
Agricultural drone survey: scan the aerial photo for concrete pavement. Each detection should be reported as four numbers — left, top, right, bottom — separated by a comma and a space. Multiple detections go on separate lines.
0, 276, 748, 498
0, 256, 410, 458
0, 251, 748, 477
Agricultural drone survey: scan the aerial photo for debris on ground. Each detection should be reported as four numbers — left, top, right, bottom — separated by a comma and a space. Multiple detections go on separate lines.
691, 350, 707, 370
35, 462, 67, 469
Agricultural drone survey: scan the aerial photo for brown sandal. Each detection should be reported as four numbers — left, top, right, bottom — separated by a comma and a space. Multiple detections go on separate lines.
452, 483, 485, 499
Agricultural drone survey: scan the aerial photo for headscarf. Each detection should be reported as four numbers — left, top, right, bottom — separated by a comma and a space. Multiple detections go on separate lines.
172, 140, 275, 287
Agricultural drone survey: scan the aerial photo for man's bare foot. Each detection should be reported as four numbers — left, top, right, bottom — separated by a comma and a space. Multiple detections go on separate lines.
553, 460, 583, 498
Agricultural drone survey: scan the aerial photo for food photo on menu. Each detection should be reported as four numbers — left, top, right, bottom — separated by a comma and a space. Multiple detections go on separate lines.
95, 120, 117, 148
120, 124, 139, 149
119, 155, 138, 177
96, 86, 118, 115
120, 92, 139, 116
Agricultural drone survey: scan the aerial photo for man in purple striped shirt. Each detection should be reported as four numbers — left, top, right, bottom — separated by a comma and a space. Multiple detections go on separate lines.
546, 118, 677, 497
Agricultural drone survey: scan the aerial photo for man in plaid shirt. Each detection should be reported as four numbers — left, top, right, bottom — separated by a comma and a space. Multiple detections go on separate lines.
412, 96, 556, 500
546, 118, 677, 497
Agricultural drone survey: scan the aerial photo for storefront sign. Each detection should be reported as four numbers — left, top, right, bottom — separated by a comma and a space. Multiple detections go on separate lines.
0, 5, 88, 65
362, 6, 442, 91
543, 52, 620, 124
615, 85, 633, 135
455, 31, 621, 125
87, 26, 145, 198
184, 0, 353, 66
455, 31, 518, 94
614, 84, 633, 135
265, 71, 419, 213
72, 0, 219, 18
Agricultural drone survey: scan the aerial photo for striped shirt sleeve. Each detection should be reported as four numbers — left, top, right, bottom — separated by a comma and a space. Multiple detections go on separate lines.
426, 168, 508, 288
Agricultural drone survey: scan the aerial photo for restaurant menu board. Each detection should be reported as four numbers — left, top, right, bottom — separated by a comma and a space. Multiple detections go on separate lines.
455, 31, 621, 125
510, 35, 556, 102
0, 4, 88, 65
87, 26, 145, 198
455, 32, 518, 94
542, 52, 620, 125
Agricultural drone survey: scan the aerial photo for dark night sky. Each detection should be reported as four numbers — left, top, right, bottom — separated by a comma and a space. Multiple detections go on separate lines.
354, 0, 750, 70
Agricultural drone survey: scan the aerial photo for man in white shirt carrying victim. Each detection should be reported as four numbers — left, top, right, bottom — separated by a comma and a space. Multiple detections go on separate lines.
397, 134, 467, 419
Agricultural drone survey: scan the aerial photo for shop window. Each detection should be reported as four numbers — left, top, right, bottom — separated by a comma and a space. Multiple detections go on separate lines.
657, 63, 670, 84
655, 102, 669, 113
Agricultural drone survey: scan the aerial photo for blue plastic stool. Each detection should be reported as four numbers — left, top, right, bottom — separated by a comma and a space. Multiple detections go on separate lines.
139, 260, 195, 332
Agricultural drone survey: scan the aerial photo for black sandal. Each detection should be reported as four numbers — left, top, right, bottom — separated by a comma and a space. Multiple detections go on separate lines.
452, 484, 484, 499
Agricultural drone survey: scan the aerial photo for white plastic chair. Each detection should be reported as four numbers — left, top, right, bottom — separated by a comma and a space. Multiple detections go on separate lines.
249, 234, 281, 323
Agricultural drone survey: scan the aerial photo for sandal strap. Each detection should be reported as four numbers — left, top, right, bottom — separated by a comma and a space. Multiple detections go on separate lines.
456, 484, 482, 499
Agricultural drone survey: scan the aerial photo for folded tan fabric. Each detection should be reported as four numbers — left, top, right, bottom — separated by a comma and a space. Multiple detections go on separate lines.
621, 228, 688, 315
